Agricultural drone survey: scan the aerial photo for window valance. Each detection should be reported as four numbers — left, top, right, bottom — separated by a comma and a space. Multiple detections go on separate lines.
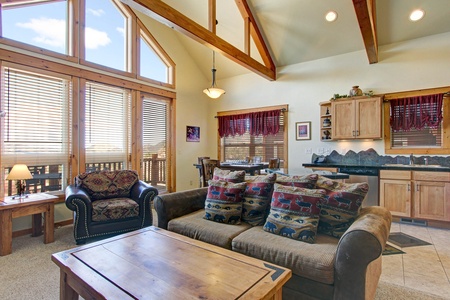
390, 94, 444, 132
218, 109, 281, 138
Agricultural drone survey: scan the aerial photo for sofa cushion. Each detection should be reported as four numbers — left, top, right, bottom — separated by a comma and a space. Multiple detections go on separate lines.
168, 210, 252, 249
241, 173, 277, 226
263, 184, 324, 243
276, 173, 318, 189
213, 168, 246, 182
91, 198, 139, 221
76, 170, 139, 200
316, 176, 368, 238
204, 180, 246, 224
232, 226, 338, 285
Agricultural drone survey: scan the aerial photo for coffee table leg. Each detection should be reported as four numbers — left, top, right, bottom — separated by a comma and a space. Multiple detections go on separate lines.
44, 203, 55, 244
32, 213, 43, 237
60, 270, 78, 300
0, 210, 13, 256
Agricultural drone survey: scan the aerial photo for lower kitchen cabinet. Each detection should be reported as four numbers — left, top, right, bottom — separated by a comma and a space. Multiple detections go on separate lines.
380, 170, 450, 222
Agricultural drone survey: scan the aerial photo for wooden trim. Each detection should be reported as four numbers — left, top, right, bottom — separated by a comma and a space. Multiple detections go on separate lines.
120, 0, 276, 81
71, 77, 80, 183
384, 86, 450, 100
217, 104, 288, 116
208, 0, 216, 34
78, 78, 87, 173
352, 0, 378, 64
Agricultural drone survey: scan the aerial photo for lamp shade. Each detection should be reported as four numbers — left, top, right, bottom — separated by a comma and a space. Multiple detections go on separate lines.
203, 87, 226, 99
6, 164, 33, 180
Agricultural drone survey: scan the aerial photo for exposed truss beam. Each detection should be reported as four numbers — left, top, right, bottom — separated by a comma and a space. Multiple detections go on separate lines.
353, 0, 378, 64
235, 0, 275, 71
121, 0, 276, 80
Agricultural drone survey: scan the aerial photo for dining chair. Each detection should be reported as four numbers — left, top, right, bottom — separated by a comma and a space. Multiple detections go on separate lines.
197, 157, 210, 187
268, 158, 280, 169
201, 159, 220, 187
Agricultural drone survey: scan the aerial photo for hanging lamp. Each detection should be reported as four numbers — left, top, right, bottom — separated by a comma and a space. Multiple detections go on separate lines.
203, 51, 225, 99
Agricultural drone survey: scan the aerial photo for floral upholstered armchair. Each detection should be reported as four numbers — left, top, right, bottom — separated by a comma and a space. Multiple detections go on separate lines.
65, 170, 158, 244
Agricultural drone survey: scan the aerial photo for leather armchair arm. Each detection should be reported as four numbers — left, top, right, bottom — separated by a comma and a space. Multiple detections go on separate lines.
130, 181, 158, 227
154, 187, 208, 229
65, 185, 92, 211
333, 206, 392, 300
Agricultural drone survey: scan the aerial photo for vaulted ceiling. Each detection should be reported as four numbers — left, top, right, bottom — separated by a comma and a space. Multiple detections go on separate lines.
126, 0, 450, 80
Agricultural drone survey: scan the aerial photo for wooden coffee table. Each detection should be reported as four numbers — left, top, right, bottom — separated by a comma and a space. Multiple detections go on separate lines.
52, 226, 291, 300
0, 193, 57, 256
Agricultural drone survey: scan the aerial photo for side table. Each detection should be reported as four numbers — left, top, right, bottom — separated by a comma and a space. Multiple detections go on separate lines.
0, 193, 58, 256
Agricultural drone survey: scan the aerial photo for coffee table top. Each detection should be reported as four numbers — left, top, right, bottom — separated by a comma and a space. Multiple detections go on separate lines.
52, 226, 291, 300
0, 193, 57, 210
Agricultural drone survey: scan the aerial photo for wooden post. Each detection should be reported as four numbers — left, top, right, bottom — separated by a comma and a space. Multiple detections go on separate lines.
151, 154, 158, 186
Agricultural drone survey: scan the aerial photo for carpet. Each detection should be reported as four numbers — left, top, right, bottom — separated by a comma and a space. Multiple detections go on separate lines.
383, 243, 405, 256
388, 232, 432, 248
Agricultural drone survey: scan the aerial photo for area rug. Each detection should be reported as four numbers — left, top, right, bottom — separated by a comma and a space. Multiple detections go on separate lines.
383, 243, 405, 256
388, 232, 431, 248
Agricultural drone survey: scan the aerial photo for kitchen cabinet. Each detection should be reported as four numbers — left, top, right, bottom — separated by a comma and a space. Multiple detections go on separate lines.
319, 101, 332, 141
331, 96, 382, 140
380, 170, 450, 222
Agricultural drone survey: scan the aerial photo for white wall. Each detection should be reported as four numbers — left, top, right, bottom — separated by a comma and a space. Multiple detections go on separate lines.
211, 32, 450, 174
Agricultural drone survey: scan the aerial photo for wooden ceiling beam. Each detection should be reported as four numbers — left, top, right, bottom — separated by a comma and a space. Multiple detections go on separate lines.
121, 0, 276, 80
353, 0, 378, 64
235, 0, 276, 71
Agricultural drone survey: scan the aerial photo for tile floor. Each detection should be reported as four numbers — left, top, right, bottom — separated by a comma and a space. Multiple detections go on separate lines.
381, 222, 450, 299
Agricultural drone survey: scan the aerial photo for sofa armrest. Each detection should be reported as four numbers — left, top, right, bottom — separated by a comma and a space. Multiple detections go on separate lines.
333, 206, 392, 300
154, 187, 208, 229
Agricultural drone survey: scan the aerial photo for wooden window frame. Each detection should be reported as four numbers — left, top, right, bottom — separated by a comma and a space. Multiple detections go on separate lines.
384, 86, 450, 155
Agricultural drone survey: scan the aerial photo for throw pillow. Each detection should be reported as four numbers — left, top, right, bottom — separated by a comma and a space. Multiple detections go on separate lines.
276, 173, 318, 189
316, 176, 369, 238
263, 184, 325, 244
204, 180, 247, 224
212, 168, 246, 183
241, 173, 277, 226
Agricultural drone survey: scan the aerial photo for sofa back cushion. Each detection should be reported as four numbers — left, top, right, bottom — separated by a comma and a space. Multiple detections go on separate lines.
241, 173, 277, 226
276, 173, 318, 189
204, 180, 247, 224
316, 176, 368, 238
76, 170, 139, 200
263, 184, 325, 244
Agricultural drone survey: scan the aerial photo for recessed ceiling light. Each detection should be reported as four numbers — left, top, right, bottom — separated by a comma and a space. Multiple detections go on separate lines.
409, 9, 425, 22
325, 11, 338, 22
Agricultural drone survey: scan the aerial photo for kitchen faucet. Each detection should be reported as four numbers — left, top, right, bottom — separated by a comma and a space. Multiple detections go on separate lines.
409, 153, 414, 165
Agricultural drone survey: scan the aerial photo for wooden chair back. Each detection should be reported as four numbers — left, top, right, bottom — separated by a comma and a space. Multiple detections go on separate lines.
201, 159, 220, 187
268, 158, 280, 169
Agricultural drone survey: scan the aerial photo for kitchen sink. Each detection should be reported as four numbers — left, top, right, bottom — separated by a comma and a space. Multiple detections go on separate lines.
383, 163, 445, 168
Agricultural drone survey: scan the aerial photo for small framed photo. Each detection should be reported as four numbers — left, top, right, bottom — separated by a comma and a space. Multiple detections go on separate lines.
296, 121, 311, 140
186, 126, 200, 142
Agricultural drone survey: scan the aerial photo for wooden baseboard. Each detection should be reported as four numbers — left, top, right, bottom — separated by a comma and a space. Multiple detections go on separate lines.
12, 219, 73, 238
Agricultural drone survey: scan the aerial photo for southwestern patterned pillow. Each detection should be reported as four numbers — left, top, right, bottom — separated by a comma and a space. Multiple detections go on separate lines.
276, 174, 318, 189
204, 180, 247, 225
76, 170, 139, 200
316, 176, 368, 238
241, 173, 277, 226
213, 168, 246, 183
263, 184, 325, 244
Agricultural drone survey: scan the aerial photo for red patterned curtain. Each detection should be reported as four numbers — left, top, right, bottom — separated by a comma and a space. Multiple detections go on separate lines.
218, 109, 281, 138
390, 94, 444, 132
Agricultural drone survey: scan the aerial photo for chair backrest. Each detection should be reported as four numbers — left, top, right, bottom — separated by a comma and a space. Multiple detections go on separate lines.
201, 159, 220, 187
268, 158, 280, 169
75, 170, 139, 200
197, 156, 210, 165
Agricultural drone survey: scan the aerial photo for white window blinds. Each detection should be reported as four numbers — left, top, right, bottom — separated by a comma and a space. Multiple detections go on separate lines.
85, 81, 131, 168
1, 66, 71, 167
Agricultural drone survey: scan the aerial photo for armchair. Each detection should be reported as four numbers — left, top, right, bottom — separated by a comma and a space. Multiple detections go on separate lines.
65, 170, 158, 244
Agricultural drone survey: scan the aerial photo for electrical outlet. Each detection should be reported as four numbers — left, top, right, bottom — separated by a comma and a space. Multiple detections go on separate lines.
325, 148, 331, 155
317, 148, 324, 154
305, 148, 312, 154
189, 180, 193, 186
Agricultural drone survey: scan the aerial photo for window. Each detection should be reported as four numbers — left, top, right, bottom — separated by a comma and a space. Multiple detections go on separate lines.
84, 0, 128, 71
142, 96, 169, 193
85, 81, 131, 171
218, 107, 287, 168
1, 65, 71, 196
1, 0, 68, 55
140, 35, 168, 83
384, 90, 450, 154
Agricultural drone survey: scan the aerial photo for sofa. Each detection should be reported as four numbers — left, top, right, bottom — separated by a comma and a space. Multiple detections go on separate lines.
154, 173, 391, 300
65, 170, 158, 244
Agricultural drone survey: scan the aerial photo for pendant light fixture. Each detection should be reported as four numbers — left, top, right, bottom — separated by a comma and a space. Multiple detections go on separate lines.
203, 51, 225, 99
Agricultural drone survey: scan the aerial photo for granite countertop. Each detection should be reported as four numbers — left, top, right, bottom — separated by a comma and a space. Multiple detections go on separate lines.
303, 163, 450, 172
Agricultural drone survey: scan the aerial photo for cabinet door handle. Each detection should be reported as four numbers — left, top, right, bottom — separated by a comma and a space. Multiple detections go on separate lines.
356, 130, 359, 136
407, 184, 410, 191
416, 184, 419, 192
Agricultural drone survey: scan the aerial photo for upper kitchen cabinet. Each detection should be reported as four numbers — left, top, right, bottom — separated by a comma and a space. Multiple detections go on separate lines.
331, 96, 382, 140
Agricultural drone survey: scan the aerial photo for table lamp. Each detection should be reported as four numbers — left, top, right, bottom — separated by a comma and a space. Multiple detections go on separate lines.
6, 164, 33, 198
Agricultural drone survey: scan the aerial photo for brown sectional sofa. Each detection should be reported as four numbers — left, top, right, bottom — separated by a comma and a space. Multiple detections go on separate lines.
154, 181, 392, 300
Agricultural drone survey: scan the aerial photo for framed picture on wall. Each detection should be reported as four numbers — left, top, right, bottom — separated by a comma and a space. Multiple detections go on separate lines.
186, 126, 200, 142
296, 121, 311, 140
